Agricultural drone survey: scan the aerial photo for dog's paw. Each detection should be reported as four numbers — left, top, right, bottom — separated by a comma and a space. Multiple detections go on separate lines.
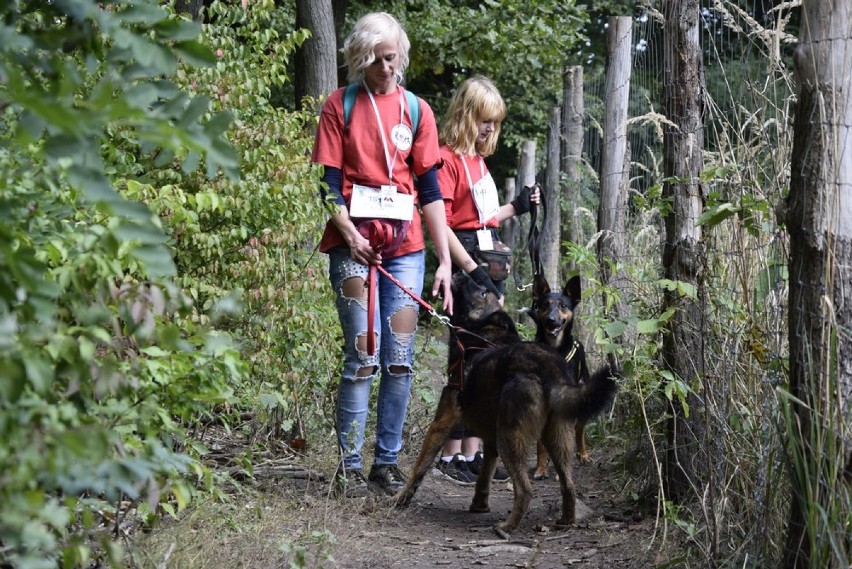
577, 452, 591, 464
533, 469, 549, 480
393, 488, 415, 508
469, 500, 491, 514
496, 520, 518, 535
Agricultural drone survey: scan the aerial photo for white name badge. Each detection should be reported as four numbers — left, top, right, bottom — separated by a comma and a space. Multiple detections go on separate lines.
391, 123, 413, 151
476, 229, 494, 251
471, 173, 500, 223
349, 184, 414, 221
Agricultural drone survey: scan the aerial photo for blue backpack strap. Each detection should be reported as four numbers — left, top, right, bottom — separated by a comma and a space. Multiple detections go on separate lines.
404, 89, 420, 136
343, 83, 359, 130
344, 82, 420, 136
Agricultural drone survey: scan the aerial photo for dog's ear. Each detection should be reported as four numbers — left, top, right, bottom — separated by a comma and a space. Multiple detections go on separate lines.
564, 275, 581, 304
532, 273, 550, 301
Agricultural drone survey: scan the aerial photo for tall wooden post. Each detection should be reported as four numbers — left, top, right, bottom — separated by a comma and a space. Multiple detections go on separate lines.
661, 0, 706, 503
598, 16, 631, 291
561, 65, 585, 261
542, 106, 562, 286
782, 0, 852, 565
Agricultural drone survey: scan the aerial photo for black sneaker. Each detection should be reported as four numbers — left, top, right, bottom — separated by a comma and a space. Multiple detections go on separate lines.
334, 467, 372, 498
468, 451, 510, 481
368, 463, 407, 496
432, 454, 477, 485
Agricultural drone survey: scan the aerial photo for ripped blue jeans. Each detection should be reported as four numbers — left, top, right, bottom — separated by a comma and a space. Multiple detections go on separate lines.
328, 247, 425, 471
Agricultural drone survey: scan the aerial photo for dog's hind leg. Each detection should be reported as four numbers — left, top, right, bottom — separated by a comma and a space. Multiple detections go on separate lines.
395, 386, 461, 506
542, 420, 576, 526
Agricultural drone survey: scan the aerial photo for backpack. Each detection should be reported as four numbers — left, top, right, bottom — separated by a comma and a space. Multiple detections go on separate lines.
342, 83, 420, 136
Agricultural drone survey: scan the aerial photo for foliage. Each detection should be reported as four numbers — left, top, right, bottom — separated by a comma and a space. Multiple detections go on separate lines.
131, 0, 340, 448
0, 0, 248, 565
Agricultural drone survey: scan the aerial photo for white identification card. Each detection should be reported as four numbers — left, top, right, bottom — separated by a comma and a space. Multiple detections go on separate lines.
471, 173, 500, 223
349, 184, 414, 221
476, 229, 494, 251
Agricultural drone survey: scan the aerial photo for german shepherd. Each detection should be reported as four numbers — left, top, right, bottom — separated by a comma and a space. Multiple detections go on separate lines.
396, 272, 618, 533
527, 273, 597, 479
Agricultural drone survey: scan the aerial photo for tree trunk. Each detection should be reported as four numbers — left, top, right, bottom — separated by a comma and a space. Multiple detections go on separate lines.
542, 106, 561, 286
782, 0, 852, 566
332, 0, 349, 88
661, 0, 706, 503
295, 0, 338, 111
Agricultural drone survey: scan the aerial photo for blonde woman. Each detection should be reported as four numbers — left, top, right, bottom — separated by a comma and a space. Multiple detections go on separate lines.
312, 12, 452, 498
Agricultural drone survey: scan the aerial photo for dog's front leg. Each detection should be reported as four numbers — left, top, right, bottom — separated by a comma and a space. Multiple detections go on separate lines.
469, 442, 498, 514
574, 420, 589, 463
533, 440, 550, 479
395, 387, 461, 507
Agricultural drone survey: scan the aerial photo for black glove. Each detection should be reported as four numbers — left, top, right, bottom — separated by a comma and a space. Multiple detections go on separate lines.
468, 266, 501, 297
511, 184, 535, 216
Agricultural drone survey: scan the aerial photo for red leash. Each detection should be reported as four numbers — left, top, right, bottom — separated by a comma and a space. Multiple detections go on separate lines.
365, 263, 447, 355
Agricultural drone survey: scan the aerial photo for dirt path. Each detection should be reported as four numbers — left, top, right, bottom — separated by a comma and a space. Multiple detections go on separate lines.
319, 450, 663, 569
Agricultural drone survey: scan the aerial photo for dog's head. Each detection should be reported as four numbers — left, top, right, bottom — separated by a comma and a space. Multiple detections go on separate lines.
531, 274, 581, 345
451, 271, 503, 325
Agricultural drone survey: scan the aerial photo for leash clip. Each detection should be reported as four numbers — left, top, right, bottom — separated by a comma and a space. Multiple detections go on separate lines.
430, 309, 451, 327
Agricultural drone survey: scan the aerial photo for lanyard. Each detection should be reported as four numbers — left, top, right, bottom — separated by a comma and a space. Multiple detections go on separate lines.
365, 84, 404, 185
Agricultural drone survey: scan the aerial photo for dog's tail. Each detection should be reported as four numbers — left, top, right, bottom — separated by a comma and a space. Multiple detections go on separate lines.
552, 365, 620, 422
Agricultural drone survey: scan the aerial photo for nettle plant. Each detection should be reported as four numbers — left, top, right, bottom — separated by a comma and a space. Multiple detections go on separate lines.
0, 0, 248, 566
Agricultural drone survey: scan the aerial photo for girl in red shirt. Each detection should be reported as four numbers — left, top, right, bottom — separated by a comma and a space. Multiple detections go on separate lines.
434, 76, 538, 485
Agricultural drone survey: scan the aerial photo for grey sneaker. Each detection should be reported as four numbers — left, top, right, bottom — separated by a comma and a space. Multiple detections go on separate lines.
468, 451, 510, 481
334, 467, 372, 498
368, 463, 407, 495
432, 454, 477, 485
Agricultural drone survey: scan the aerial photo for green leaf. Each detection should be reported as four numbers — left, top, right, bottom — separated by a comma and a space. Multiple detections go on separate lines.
697, 202, 738, 228
173, 40, 217, 67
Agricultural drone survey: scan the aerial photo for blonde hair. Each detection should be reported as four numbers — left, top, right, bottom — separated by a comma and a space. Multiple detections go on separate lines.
440, 76, 506, 157
342, 12, 410, 85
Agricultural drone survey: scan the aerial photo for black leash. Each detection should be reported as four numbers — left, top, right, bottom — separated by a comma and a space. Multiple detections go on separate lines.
514, 185, 545, 291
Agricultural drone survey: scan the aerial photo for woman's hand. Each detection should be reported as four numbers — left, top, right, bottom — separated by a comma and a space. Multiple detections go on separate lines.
511, 183, 540, 216
432, 261, 453, 315
349, 233, 382, 266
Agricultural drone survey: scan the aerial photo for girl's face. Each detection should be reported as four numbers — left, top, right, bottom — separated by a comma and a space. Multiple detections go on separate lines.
476, 118, 497, 143
364, 39, 398, 94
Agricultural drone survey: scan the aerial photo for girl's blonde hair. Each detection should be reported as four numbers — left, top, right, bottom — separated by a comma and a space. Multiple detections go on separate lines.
342, 12, 410, 85
440, 76, 506, 157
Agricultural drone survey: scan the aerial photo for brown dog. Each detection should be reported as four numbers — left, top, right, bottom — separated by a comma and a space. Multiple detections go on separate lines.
528, 274, 598, 479
396, 272, 618, 533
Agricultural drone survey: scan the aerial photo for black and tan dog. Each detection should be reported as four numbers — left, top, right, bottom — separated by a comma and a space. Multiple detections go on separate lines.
527, 273, 599, 479
396, 272, 618, 533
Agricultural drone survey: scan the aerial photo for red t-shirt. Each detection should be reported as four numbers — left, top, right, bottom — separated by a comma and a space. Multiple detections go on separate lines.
438, 146, 499, 231
312, 85, 441, 255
